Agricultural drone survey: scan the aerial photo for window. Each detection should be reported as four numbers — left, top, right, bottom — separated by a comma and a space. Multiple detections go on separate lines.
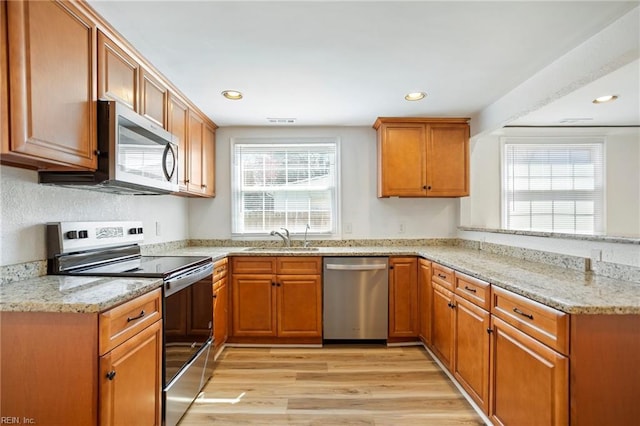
232, 138, 339, 236
502, 138, 605, 235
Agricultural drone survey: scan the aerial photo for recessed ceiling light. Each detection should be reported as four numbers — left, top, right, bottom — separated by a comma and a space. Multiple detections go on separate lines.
222, 90, 243, 100
405, 92, 426, 101
592, 95, 618, 104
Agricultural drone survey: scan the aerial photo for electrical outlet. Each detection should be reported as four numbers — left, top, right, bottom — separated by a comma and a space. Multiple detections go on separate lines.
344, 222, 353, 234
155, 221, 161, 236
399, 222, 405, 234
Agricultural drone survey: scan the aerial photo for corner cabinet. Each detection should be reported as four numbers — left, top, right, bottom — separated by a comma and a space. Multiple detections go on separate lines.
0, 288, 163, 425
373, 117, 469, 198
229, 256, 322, 344
2, 0, 97, 170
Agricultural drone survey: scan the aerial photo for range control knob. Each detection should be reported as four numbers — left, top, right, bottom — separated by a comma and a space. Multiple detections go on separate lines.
128, 228, 139, 235
65, 231, 78, 240
137, 227, 143, 234
78, 230, 89, 239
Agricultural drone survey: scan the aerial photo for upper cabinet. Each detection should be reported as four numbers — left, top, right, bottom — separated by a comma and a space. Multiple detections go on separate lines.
374, 117, 470, 198
2, 0, 97, 170
1, 0, 216, 197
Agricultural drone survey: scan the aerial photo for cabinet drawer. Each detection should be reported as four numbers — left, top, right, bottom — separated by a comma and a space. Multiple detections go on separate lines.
491, 286, 569, 355
276, 257, 322, 275
432, 263, 454, 290
232, 256, 276, 274
99, 288, 162, 355
213, 257, 228, 282
455, 272, 490, 310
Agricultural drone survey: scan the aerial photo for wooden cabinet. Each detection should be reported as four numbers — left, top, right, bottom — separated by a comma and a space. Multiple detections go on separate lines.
212, 258, 229, 353
373, 117, 469, 198
2, 0, 97, 170
169, 97, 216, 198
453, 285, 491, 414
140, 67, 167, 127
489, 316, 568, 426
97, 29, 139, 111
388, 256, 418, 341
418, 259, 432, 345
100, 320, 162, 426
0, 288, 163, 425
230, 256, 322, 343
431, 281, 455, 369
1, 1, 8, 151
489, 286, 569, 426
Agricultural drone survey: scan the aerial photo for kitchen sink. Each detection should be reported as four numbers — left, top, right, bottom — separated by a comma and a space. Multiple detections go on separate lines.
245, 247, 321, 252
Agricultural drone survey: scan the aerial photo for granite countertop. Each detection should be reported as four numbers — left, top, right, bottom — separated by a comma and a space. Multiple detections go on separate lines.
2, 245, 638, 315
160, 245, 640, 315
0, 275, 162, 313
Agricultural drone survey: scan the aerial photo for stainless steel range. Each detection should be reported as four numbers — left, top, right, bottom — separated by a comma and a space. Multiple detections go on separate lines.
47, 221, 214, 426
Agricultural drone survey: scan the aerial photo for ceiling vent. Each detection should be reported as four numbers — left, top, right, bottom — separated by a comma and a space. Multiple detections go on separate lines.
267, 118, 297, 124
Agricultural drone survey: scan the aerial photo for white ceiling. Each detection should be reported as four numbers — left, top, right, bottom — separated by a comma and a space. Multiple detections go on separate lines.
87, 0, 640, 128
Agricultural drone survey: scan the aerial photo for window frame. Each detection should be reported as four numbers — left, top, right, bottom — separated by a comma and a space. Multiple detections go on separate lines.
230, 136, 341, 238
500, 136, 606, 235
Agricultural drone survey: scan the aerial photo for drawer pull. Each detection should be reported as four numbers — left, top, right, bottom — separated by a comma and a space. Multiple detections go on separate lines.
464, 285, 477, 293
437, 273, 447, 279
126, 310, 146, 322
447, 302, 456, 309
106, 370, 116, 380
513, 307, 534, 320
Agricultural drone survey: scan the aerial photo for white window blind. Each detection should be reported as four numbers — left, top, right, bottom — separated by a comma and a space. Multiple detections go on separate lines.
502, 139, 605, 235
232, 139, 338, 236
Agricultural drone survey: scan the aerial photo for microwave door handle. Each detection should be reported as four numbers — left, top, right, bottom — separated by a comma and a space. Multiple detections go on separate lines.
162, 143, 176, 182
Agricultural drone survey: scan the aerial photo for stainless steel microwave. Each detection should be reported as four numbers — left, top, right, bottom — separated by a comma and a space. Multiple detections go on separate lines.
39, 100, 179, 195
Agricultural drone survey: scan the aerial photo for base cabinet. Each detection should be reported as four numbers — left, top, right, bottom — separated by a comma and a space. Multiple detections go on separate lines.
0, 288, 163, 425
230, 256, 322, 343
212, 258, 229, 352
489, 316, 568, 426
388, 257, 418, 340
430, 282, 455, 369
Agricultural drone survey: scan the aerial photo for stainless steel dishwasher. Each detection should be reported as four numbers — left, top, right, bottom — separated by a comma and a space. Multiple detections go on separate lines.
323, 257, 389, 340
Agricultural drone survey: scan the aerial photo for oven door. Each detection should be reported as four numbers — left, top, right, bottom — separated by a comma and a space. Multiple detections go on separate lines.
164, 276, 213, 385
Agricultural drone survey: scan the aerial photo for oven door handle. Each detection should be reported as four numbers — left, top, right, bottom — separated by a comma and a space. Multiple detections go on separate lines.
164, 262, 213, 297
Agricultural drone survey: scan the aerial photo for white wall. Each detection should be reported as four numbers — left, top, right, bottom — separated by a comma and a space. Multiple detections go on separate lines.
189, 126, 460, 240
0, 165, 189, 266
459, 127, 640, 267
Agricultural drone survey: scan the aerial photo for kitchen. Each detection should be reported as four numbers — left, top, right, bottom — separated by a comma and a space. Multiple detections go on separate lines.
1, 1, 639, 425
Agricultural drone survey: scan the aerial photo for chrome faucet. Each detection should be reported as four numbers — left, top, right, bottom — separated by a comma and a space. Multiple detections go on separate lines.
303, 224, 311, 248
270, 228, 291, 247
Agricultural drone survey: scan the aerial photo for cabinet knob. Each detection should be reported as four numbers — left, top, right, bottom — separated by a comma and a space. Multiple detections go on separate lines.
422, 185, 427, 190
201, 184, 207, 189
272, 282, 276, 287
106, 370, 116, 380
185, 179, 190, 183
487, 328, 493, 334
427, 186, 432, 190
212, 294, 217, 299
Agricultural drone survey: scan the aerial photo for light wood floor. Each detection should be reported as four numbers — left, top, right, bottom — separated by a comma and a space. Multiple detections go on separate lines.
179, 345, 486, 425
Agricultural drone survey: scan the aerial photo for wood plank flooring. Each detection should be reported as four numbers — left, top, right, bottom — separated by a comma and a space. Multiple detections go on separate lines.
179, 345, 486, 425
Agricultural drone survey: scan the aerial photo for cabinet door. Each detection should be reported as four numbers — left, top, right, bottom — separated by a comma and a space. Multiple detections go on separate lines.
378, 123, 426, 197
187, 111, 204, 194
213, 277, 228, 350
201, 122, 215, 197
231, 275, 277, 337
277, 275, 322, 338
418, 259, 432, 345
168, 92, 189, 191
140, 67, 167, 128
100, 320, 162, 426
454, 296, 490, 414
431, 283, 455, 370
97, 30, 138, 110
388, 257, 419, 338
1, 1, 8, 151
490, 316, 568, 426
5, 0, 97, 170
425, 123, 469, 197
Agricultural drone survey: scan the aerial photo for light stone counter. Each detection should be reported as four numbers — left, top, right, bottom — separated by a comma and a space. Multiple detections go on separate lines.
160, 245, 640, 315
0, 275, 162, 313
